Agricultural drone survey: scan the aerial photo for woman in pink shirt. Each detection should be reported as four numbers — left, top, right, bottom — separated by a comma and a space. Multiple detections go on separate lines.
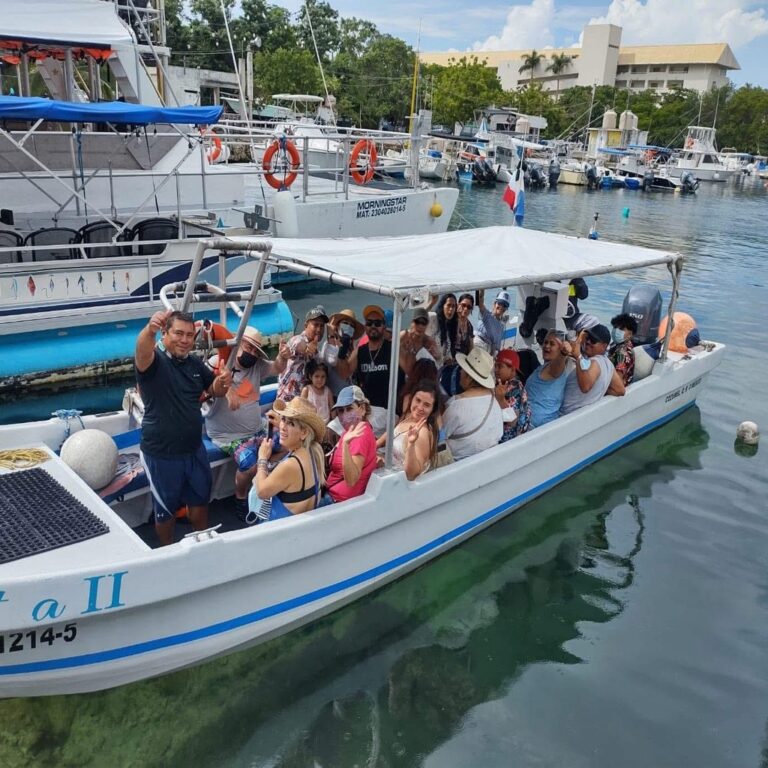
322, 386, 378, 504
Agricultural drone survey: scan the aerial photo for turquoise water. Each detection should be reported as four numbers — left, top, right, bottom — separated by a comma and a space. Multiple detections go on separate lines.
2, 178, 767, 767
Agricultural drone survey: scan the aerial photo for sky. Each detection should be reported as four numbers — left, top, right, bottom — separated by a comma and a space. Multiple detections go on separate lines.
279, 0, 768, 87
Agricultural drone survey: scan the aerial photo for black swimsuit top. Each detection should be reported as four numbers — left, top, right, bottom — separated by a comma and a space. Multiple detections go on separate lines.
276, 454, 317, 503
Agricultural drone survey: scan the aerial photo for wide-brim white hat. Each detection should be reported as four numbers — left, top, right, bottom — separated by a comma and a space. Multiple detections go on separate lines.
455, 348, 495, 389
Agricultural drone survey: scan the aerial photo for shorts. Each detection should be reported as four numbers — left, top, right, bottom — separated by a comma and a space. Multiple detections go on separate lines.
140, 443, 212, 523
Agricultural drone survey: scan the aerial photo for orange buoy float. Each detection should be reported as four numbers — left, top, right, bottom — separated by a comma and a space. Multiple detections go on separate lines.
262, 138, 301, 189
349, 138, 378, 184
203, 130, 223, 163
658, 312, 696, 352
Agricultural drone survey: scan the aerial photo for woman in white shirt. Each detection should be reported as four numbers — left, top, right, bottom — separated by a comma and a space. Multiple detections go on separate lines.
442, 347, 503, 461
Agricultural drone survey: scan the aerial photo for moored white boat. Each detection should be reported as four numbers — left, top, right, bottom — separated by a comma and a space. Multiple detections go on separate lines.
0, 226, 724, 697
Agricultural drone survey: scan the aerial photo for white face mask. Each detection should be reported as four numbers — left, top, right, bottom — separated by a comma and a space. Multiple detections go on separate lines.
612, 328, 626, 344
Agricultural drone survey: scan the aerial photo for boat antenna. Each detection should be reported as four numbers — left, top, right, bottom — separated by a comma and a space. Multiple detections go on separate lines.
713, 89, 721, 129
304, 1, 335, 126
409, 19, 422, 134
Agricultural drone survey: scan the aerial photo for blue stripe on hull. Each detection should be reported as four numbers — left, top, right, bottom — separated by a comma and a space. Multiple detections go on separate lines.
0, 401, 694, 677
0, 303, 293, 379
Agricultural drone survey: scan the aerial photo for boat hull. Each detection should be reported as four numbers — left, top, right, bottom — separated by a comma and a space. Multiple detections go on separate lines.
0, 242, 291, 390
0, 344, 723, 696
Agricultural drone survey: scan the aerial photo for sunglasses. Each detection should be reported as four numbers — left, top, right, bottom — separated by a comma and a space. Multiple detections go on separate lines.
584, 336, 601, 345
458, 302, 473, 309
365, 319, 384, 327
413, 318, 428, 326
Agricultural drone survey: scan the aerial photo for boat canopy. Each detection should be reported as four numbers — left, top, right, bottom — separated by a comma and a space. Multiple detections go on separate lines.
251, 226, 680, 299
0, 0, 134, 49
598, 147, 632, 156
0, 96, 223, 126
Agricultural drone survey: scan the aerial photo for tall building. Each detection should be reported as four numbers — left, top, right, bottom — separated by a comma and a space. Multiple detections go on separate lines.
421, 24, 740, 96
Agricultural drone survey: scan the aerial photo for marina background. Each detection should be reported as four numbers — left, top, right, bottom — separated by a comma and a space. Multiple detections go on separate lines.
1, 177, 766, 766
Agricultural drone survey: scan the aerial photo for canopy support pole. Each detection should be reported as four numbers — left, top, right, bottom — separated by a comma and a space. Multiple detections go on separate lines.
384, 299, 404, 470
19, 55, 31, 98
660, 257, 682, 363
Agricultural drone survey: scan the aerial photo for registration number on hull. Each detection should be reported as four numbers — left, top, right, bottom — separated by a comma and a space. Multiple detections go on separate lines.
1, 622, 77, 654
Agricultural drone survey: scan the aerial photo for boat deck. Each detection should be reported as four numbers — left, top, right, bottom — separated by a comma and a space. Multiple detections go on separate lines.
0, 446, 150, 581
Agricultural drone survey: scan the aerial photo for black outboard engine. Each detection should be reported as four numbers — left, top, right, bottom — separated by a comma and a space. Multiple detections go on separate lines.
530, 164, 545, 189
680, 170, 698, 194
548, 158, 560, 187
482, 159, 497, 183
585, 164, 598, 189
642, 168, 655, 192
622, 285, 662, 344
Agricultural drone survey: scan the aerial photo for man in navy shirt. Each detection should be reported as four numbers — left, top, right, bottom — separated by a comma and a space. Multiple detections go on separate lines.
135, 310, 232, 545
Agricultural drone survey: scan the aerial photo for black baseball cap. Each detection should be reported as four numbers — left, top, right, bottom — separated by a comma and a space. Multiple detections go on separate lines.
586, 324, 611, 344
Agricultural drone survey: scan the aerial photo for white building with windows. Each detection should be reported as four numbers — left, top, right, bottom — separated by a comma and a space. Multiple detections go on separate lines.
422, 24, 740, 96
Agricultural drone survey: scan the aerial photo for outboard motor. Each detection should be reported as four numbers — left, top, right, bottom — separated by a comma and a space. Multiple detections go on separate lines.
482, 159, 497, 183
622, 285, 662, 345
530, 164, 545, 189
642, 168, 655, 192
585, 164, 598, 189
548, 158, 560, 187
680, 170, 698, 194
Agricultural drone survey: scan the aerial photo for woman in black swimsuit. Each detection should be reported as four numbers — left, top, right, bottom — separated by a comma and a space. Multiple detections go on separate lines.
252, 397, 327, 519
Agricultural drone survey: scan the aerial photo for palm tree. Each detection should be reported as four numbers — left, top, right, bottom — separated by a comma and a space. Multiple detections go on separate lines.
518, 49, 544, 86
546, 53, 574, 100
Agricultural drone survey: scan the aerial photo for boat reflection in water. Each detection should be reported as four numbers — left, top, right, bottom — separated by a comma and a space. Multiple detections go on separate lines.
0, 408, 708, 768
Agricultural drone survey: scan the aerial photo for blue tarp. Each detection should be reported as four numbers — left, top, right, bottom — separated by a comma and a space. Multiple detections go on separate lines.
598, 147, 632, 156
0, 96, 223, 126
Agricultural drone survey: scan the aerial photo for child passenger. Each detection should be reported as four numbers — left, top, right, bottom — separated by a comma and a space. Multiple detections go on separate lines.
494, 349, 531, 441
301, 359, 334, 423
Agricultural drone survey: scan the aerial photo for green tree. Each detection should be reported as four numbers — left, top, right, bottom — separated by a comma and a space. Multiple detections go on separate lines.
518, 49, 544, 86
338, 18, 380, 58
253, 48, 323, 100
297, 0, 340, 60
431, 57, 503, 126
717, 84, 768, 153
235, 0, 297, 53
546, 53, 573, 100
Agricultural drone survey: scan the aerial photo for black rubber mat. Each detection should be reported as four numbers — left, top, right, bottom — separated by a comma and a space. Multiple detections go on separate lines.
0, 468, 109, 565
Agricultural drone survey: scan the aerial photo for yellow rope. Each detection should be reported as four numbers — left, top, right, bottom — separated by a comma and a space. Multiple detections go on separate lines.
0, 449, 51, 470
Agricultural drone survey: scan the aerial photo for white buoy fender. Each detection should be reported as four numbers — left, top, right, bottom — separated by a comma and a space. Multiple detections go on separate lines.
736, 421, 760, 445
272, 190, 299, 237
60, 429, 119, 490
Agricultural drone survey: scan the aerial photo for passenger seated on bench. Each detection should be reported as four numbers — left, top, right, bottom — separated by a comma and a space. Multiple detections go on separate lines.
609, 313, 638, 386
377, 379, 440, 479
442, 347, 503, 461
397, 357, 439, 416
525, 330, 571, 428
494, 349, 532, 441
204, 326, 282, 522
560, 325, 626, 416
250, 398, 326, 520
321, 386, 378, 504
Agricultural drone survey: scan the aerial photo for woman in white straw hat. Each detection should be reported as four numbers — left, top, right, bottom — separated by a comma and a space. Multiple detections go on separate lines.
442, 347, 503, 461
249, 397, 327, 521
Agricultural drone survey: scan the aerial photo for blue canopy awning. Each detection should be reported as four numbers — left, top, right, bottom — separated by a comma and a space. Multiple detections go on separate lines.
0, 96, 223, 126
598, 147, 631, 156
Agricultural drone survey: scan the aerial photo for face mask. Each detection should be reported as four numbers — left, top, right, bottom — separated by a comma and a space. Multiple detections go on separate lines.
611, 328, 625, 345
338, 409, 362, 431
238, 351, 257, 369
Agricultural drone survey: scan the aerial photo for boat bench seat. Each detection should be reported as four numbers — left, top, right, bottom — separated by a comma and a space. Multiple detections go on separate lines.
98, 433, 228, 505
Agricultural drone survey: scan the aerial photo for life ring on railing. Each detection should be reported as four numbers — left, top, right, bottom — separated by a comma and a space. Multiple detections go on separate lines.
350, 139, 378, 185
195, 320, 234, 365
203, 130, 223, 163
685, 137, 694, 149
262, 138, 301, 189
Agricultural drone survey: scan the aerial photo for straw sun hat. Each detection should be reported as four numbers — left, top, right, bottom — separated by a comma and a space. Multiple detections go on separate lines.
328, 308, 364, 339
272, 397, 327, 442
455, 347, 496, 389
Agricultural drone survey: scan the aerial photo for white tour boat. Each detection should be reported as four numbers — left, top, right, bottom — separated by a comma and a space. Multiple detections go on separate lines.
0, 226, 723, 697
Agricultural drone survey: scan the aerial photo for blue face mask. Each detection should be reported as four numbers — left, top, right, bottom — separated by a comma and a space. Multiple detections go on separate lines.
611, 328, 626, 345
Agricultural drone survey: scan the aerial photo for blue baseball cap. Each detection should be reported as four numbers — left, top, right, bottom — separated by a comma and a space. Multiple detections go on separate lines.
331, 385, 369, 411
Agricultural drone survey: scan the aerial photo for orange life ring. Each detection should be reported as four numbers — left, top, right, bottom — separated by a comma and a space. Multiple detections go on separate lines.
262, 139, 301, 189
350, 139, 378, 185
204, 130, 223, 163
195, 320, 234, 367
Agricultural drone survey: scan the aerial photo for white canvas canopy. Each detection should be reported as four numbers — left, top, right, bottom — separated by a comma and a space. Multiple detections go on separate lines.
0, 0, 135, 48
236, 226, 681, 300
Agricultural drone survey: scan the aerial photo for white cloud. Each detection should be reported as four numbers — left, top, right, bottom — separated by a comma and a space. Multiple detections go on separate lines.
472, 0, 556, 51
589, 0, 768, 49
